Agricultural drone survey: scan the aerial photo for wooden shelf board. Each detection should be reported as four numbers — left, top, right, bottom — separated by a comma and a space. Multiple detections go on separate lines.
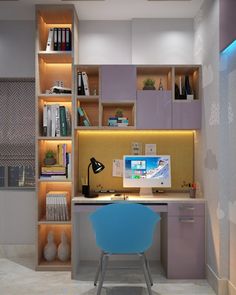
38, 94, 72, 98
100, 126, 136, 130
37, 136, 72, 140
77, 96, 99, 102
75, 126, 99, 130
38, 51, 72, 63
101, 101, 135, 106
38, 179, 72, 183
38, 220, 71, 225
38, 95, 72, 103
36, 260, 71, 271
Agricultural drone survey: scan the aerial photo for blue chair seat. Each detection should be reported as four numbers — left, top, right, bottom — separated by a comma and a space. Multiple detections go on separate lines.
90, 202, 160, 295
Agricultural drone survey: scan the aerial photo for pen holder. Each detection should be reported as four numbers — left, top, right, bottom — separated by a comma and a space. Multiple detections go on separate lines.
82, 185, 90, 197
189, 188, 196, 198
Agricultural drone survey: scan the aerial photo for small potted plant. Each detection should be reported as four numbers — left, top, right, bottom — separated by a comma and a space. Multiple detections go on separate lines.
143, 78, 156, 90
115, 108, 124, 118
44, 150, 56, 166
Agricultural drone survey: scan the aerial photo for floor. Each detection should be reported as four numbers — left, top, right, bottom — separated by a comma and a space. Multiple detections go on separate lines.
0, 258, 216, 295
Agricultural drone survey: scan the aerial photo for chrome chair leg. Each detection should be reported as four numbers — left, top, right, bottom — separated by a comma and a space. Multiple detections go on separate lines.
94, 251, 104, 286
140, 254, 153, 295
97, 254, 108, 295
143, 253, 153, 286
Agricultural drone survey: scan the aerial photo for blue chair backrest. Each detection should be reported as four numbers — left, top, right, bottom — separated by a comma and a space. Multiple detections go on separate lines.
90, 202, 160, 254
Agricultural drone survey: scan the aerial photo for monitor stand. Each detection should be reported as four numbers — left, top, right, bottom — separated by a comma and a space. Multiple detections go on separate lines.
139, 187, 153, 196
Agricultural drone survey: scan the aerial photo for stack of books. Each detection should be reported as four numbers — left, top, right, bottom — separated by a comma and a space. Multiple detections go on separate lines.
77, 72, 90, 96
46, 28, 72, 51
77, 106, 91, 126
108, 117, 129, 127
40, 144, 72, 180
45, 191, 69, 221
43, 104, 71, 137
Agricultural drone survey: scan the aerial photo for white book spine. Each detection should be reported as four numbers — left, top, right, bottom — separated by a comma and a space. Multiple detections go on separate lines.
47, 105, 51, 137
67, 153, 72, 179
46, 28, 54, 51
51, 104, 56, 137
82, 72, 90, 96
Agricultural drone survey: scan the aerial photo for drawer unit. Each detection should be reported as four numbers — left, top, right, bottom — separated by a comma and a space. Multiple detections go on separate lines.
161, 201, 205, 279
168, 202, 205, 217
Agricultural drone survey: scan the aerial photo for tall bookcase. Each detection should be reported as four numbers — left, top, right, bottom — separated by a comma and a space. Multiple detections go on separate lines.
35, 5, 79, 270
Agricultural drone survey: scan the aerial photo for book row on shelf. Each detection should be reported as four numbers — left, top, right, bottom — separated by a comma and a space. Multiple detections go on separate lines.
108, 117, 129, 127
77, 71, 90, 96
40, 144, 72, 180
77, 106, 91, 126
45, 191, 69, 222
43, 104, 71, 137
46, 28, 72, 52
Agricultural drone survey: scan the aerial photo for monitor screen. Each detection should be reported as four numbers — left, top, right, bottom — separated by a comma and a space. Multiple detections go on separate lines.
123, 155, 171, 188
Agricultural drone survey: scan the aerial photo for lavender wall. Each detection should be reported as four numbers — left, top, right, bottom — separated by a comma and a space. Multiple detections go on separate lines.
220, 0, 236, 52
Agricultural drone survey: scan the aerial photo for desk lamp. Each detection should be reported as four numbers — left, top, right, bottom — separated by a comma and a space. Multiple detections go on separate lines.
84, 157, 105, 198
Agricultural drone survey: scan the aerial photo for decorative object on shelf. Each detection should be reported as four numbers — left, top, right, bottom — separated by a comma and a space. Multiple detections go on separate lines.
43, 231, 57, 262
84, 157, 105, 198
57, 231, 70, 262
115, 108, 124, 118
158, 78, 164, 91
44, 150, 56, 166
143, 78, 156, 90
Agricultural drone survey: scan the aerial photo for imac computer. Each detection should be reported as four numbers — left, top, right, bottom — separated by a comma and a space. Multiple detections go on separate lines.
123, 155, 171, 196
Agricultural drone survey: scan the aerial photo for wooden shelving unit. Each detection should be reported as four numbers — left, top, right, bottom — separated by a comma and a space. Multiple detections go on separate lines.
35, 4, 79, 271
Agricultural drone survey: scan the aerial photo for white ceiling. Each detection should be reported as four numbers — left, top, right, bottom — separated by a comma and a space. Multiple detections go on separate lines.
0, 0, 204, 20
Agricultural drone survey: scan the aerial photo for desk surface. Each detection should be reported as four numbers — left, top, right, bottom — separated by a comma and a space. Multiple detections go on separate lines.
72, 192, 205, 204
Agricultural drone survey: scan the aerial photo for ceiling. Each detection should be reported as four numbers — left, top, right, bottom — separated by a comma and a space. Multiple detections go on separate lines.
0, 0, 204, 20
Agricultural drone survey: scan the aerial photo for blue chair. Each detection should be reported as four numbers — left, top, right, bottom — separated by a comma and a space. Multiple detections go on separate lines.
90, 202, 160, 295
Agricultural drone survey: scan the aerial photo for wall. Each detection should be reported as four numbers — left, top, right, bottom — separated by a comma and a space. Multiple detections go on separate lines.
78, 21, 132, 64
220, 42, 236, 294
194, 0, 234, 294
132, 19, 194, 64
0, 21, 35, 78
79, 19, 194, 64
0, 191, 35, 244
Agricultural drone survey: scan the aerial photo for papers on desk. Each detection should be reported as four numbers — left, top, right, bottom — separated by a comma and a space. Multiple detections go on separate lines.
112, 159, 123, 177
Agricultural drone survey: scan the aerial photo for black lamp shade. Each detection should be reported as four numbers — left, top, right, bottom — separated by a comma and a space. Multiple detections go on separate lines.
90, 157, 105, 174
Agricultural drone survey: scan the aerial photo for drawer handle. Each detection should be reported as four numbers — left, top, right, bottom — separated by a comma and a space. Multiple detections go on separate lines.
179, 205, 195, 210
179, 217, 195, 223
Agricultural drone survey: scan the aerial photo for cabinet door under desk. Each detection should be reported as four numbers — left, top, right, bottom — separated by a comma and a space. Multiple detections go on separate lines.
161, 202, 205, 279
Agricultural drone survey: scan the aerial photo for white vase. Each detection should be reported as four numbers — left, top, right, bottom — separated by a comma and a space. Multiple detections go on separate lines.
43, 231, 57, 262
57, 231, 70, 262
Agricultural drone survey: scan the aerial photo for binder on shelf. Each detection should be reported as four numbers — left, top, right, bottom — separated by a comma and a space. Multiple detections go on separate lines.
82, 72, 90, 96
53, 28, 58, 51
77, 72, 84, 95
61, 28, 66, 51
46, 28, 54, 51
65, 28, 71, 51
57, 28, 62, 51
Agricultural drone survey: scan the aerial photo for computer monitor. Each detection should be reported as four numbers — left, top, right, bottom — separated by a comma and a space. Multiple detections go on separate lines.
123, 155, 171, 196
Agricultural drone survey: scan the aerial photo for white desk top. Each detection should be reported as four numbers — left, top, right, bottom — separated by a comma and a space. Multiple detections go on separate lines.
72, 192, 205, 204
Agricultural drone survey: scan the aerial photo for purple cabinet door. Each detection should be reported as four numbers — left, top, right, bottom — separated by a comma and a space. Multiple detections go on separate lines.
137, 90, 172, 129
167, 216, 205, 279
172, 100, 201, 129
101, 65, 136, 101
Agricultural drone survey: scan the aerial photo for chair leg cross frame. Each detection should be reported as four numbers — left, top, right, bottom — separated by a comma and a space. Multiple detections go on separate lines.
94, 251, 154, 295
